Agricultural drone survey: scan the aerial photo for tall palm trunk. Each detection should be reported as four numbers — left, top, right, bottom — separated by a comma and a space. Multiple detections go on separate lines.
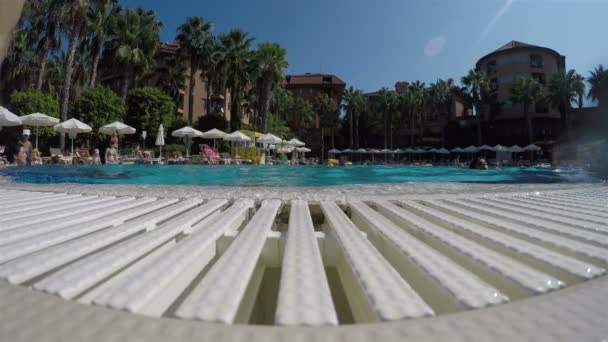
320, 127, 324, 161
187, 57, 196, 124
348, 109, 353, 148
120, 71, 129, 104
59, 21, 83, 150
524, 102, 533, 144
409, 112, 415, 146
474, 103, 482, 145
206, 76, 212, 114
355, 115, 360, 148
259, 71, 273, 132
383, 111, 388, 149
88, 43, 103, 87
36, 35, 52, 90
389, 112, 393, 149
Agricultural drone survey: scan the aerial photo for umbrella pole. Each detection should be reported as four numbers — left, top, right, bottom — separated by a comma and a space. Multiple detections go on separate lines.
35, 126, 39, 150
71, 137, 74, 157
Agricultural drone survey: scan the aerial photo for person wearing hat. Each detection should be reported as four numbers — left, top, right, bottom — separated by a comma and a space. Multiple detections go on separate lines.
16, 129, 32, 165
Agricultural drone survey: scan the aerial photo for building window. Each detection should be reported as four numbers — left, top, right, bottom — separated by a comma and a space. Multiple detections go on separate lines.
201, 79, 208, 90
490, 78, 498, 91
531, 73, 546, 85
201, 99, 208, 112
178, 93, 185, 110
530, 54, 543, 68
322, 76, 332, 84
486, 61, 497, 75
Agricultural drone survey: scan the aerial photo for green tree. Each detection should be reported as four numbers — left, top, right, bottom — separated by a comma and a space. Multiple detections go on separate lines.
176, 16, 214, 124
10, 89, 60, 139
510, 77, 543, 144
254, 42, 288, 132
156, 56, 187, 114
588, 64, 608, 108
284, 94, 314, 138
59, 0, 89, 150
196, 112, 229, 133
125, 87, 175, 138
313, 93, 338, 156
547, 69, 586, 137
105, 7, 162, 102
376, 88, 398, 149
71, 86, 125, 139
342, 86, 366, 148
219, 29, 254, 132
199, 36, 223, 115
86, 0, 120, 87
28, 0, 64, 91
461, 69, 490, 145
428, 78, 454, 146
266, 114, 291, 138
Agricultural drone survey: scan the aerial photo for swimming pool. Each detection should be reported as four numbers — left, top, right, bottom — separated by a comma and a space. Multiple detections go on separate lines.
0, 164, 599, 186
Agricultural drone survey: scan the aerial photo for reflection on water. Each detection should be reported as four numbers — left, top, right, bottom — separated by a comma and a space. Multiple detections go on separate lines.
0, 164, 600, 187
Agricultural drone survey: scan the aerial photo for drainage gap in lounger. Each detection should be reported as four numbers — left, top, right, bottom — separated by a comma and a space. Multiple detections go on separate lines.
309, 204, 326, 232
162, 255, 219, 319
247, 266, 281, 325
325, 266, 355, 324
275, 204, 290, 232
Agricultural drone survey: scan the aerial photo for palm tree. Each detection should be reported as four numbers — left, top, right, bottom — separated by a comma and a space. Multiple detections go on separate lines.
313, 93, 338, 157
105, 7, 162, 102
428, 78, 455, 146
342, 86, 365, 148
409, 81, 427, 145
587, 65, 608, 108
28, 0, 64, 91
510, 77, 543, 144
199, 36, 223, 115
219, 29, 254, 132
254, 42, 288, 132
86, 0, 120, 87
547, 69, 585, 137
59, 0, 89, 150
176, 16, 214, 124
376, 88, 398, 149
156, 57, 187, 114
461, 69, 490, 145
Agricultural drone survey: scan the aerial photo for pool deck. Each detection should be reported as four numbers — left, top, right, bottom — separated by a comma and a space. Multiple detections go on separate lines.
0, 179, 607, 341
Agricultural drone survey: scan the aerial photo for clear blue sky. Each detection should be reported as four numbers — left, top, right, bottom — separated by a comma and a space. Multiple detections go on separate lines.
122, 0, 608, 93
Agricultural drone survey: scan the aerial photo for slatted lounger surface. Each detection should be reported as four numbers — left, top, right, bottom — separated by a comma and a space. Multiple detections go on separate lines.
0, 187, 607, 340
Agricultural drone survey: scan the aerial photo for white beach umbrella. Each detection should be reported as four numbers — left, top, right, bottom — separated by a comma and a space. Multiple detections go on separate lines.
99, 121, 136, 136
450, 147, 463, 153
327, 148, 341, 154
54, 118, 92, 156
20, 112, 59, 149
509, 145, 524, 153
298, 147, 311, 153
477, 144, 493, 151
523, 144, 541, 151
342, 148, 354, 153
155, 124, 165, 160
224, 130, 251, 142
257, 133, 283, 144
288, 138, 305, 147
172, 126, 203, 157
0, 106, 22, 131
493, 144, 508, 152
438, 148, 450, 154
462, 145, 479, 153
201, 128, 227, 149
356, 148, 367, 153
380, 149, 392, 153
427, 148, 439, 153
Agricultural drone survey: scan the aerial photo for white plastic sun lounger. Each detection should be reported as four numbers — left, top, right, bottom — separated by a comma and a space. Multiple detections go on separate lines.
176, 199, 282, 324
34, 199, 227, 299
349, 200, 508, 309
0, 195, 100, 222
0, 197, 176, 264
507, 195, 608, 219
0, 193, 78, 211
400, 200, 603, 279
0, 196, 136, 244
320, 201, 434, 322
530, 194, 608, 212
275, 200, 338, 326
0, 199, 203, 284
454, 199, 608, 243
93, 199, 254, 317
374, 200, 564, 293
423, 199, 608, 263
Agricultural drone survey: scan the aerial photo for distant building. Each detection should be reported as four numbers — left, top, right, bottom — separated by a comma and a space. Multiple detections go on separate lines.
476, 40, 566, 145
99, 42, 237, 126
284, 73, 346, 129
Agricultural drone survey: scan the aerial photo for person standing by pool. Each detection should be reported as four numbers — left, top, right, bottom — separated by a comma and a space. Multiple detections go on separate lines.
16, 129, 32, 165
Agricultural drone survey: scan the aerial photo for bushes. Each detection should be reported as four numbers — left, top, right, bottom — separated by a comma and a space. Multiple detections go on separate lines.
9, 89, 60, 140
125, 87, 175, 142
71, 87, 125, 143
196, 112, 228, 132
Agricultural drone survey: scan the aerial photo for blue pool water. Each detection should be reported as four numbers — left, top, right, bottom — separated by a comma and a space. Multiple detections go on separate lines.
0, 164, 599, 186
